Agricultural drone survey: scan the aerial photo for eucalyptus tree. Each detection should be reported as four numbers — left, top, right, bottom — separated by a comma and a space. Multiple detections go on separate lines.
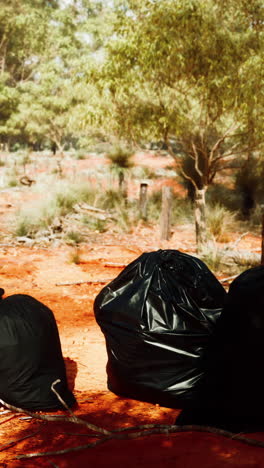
7, 0, 109, 152
0, 0, 59, 146
99, 0, 264, 250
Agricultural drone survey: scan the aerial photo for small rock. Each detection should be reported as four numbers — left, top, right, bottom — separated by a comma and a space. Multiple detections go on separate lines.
16, 236, 34, 245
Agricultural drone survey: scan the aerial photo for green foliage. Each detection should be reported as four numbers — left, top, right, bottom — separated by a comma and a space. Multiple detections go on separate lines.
145, 190, 193, 224
206, 203, 237, 242
71, 150, 87, 160
0, 0, 59, 141
232, 252, 261, 269
198, 243, 223, 274
15, 199, 58, 237
97, 188, 136, 232
55, 183, 98, 216
98, 189, 124, 210
99, 0, 264, 248
0, 0, 108, 147
248, 204, 263, 228
55, 190, 79, 216
206, 183, 240, 212
14, 182, 98, 238
131, 165, 157, 180
8, 178, 19, 187
234, 155, 264, 219
16, 219, 31, 237
107, 146, 134, 169
147, 191, 162, 221
171, 198, 194, 225
66, 231, 84, 245
69, 247, 82, 264
82, 216, 107, 233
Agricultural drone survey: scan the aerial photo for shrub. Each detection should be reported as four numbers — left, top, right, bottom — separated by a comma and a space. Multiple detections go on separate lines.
206, 203, 237, 242
206, 183, 240, 212
131, 166, 157, 180
171, 197, 193, 224
107, 146, 134, 169
198, 242, 223, 273
15, 199, 58, 238
71, 150, 87, 160
66, 230, 84, 244
8, 178, 19, 187
68, 246, 82, 264
98, 189, 124, 211
55, 183, 98, 216
232, 251, 261, 269
16, 219, 31, 237
138, 190, 193, 225
82, 216, 108, 233
248, 204, 263, 228
145, 191, 162, 221
234, 156, 264, 219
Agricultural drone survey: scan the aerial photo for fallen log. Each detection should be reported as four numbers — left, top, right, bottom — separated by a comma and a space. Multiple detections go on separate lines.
73, 203, 115, 220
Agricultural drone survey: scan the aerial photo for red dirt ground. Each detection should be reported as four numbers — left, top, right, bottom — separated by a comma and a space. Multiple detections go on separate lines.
0, 152, 264, 467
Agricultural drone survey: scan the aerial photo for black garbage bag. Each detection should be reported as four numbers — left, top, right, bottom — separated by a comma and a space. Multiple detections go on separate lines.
176, 265, 264, 432
94, 249, 226, 408
0, 293, 76, 411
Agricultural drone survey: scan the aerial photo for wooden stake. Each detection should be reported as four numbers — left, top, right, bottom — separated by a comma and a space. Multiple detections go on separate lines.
139, 182, 148, 220
160, 186, 171, 241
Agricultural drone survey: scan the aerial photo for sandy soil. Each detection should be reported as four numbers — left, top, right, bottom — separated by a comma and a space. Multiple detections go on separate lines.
0, 152, 264, 467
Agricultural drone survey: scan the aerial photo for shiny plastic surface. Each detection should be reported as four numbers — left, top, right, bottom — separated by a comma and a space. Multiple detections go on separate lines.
0, 294, 76, 410
94, 249, 226, 408
176, 265, 264, 431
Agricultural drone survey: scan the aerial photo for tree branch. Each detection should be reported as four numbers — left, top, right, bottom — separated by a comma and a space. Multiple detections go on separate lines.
208, 124, 239, 164
0, 429, 43, 452
16, 423, 264, 459
180, 167, 199, 190
192, 142, 203, 178
0, 399, 111, 436
2, 380, 264, 462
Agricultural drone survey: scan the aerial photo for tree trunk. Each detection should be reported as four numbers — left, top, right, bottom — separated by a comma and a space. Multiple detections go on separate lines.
118, 170, 128, 201
261, 205, 264, 265
55, 143, 65, 178
118, 171, 125, 191
194, 187, 208, 252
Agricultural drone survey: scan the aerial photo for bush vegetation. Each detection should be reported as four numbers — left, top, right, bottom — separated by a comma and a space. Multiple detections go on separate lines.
206, 204, 237, 242
6, 146, 262, 281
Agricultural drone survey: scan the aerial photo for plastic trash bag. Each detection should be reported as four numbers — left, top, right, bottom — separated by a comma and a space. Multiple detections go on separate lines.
176, 265, 264, 432
0, 293, 76, 411
94, 249, 226, 408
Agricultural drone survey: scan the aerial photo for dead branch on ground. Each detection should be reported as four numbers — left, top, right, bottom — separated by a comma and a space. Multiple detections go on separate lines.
1, 379, 264, 460
0, 429, 43, 452
219, 274, 238, 284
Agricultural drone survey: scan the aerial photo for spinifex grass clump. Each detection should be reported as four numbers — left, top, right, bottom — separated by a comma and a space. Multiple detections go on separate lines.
66, 230, 84, 245
206, 203, 237, 242
15, 198, 59, 237
198, 242, 224, 273
107, 146, 134, 196
55, 182, 98, 216
15, 182, 99, 238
